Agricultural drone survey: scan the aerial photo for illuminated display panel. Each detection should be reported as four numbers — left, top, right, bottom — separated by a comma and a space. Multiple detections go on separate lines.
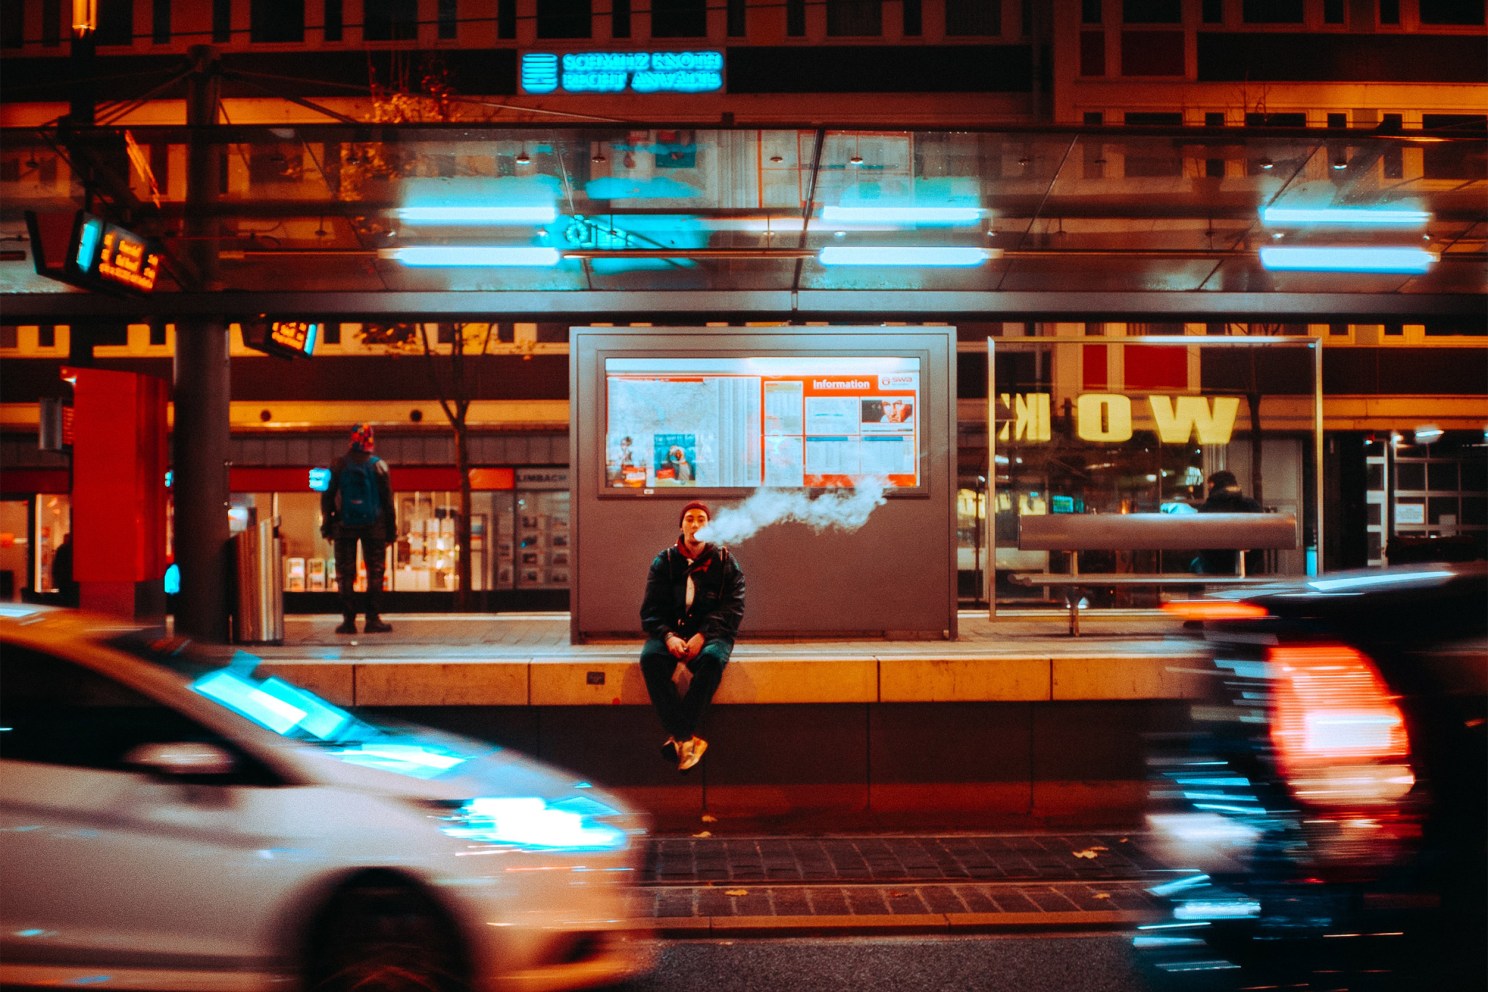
605, 356, 921, 490
242, 319, 320, 360
520, 50, 724, 94
269, 321, 319, 357
67, 213, 162, 293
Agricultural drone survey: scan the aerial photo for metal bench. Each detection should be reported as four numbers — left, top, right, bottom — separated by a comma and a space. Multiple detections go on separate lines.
1009, 512, 1299, 635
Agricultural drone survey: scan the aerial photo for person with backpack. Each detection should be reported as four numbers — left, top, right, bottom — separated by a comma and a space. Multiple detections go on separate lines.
638, 501, 746, 773
321, 423, 397, 634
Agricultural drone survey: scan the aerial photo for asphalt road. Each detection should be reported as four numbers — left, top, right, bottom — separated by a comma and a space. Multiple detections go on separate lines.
619, 933, 1151, 992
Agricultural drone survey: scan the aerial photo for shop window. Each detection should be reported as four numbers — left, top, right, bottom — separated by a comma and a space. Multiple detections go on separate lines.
653, 0, 706, 36
1428, 461, 1459, 491
325, 0, 343, 40
1123, 0, 1181, 22
1246, 112, 1306, 127
1327, 112, 1346, 128
365, 0, 418, 40
1125, 112, 1182, 125
538, 0, 591, 37
828, 0, 881, 36
946, 0, 998, 34
1323, 0, 1344, 22
786, 0, 806, 35
97, 0, 135, 45
251, 0, 304, 42
1395, 462, 1425, 491
1083, 0, 1103, 23
1242, 0, 1303, 21
0, 326, 16, 348
1121, 30, 1184, 75
1202, 0, 1223, 22
1419, 0, 1481, 23
152, 0, 171, 43
902, 0, 921, 35
497, 0, 515, 37
213, 0, 230, 42
38, 326, 56, 348
437, 0, 457, 38
1080, 31, 1105, 76
1379, 0, 1400, 24
611, 0, 631, 36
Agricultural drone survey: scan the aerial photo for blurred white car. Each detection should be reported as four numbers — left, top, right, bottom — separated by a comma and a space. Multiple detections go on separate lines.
0, 605, 654, 992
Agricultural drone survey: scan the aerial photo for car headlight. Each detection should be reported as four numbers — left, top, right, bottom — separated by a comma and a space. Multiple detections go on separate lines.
431, 795, 631, 852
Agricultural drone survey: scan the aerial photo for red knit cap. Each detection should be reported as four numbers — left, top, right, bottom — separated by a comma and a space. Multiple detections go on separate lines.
679, 500, 711, 526
350, 423, 375, 452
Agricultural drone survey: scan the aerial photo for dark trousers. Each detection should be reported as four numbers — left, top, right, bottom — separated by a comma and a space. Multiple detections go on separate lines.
333, 528, 388, 621
640, 636, 732, 741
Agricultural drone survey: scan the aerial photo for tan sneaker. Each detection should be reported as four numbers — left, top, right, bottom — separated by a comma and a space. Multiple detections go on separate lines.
677, 736, 708, 773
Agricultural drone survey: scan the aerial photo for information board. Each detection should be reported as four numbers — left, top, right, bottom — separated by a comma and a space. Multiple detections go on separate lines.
605, 356, 921, 489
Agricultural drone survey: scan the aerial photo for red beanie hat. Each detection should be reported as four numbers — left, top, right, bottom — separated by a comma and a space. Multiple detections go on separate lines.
350, 423, 375, 452
679, 500, 711, 526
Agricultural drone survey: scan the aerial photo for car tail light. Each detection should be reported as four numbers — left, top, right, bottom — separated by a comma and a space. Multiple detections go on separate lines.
1162, 600, 1271, 621
1267, 643, 1414, 807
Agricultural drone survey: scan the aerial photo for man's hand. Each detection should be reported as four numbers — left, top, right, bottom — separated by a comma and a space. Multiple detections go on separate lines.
682, 633, 705, 661
665, 633, 689, 659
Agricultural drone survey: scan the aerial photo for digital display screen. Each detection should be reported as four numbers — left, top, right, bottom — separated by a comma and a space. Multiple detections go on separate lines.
68, 213, 161, 293
241, 319, 320, 360
605, 356, 921, 490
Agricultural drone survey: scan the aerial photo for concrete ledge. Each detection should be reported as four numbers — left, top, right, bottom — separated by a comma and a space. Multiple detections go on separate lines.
255, 653, 1209, 708
879, 656, 1050, 702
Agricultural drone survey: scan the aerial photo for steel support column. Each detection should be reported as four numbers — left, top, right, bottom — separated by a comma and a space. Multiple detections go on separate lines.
173, 46, 232, 642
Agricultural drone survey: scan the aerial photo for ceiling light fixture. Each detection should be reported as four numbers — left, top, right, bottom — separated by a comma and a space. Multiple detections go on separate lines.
515, 149, 531, 165
1258, 246, 1437, 274
1260, 206, 1431, 227
394, 205, 559, 225
380, 246, 562, 267
821, 205, 984, 225
817, 246, 998, 267
1259, 158, 1275, 170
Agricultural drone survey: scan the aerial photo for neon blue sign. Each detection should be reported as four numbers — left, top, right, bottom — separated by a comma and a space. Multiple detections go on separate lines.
521, 50, 724, 95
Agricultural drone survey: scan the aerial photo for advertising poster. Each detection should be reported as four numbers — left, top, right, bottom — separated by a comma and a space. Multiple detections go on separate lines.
606, 356, 920, 489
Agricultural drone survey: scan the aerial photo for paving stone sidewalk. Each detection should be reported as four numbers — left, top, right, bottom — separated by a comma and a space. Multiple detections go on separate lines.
636, 833, 1177, 936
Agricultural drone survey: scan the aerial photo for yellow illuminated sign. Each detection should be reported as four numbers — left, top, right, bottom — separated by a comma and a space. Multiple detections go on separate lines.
997, 392, 1239, 445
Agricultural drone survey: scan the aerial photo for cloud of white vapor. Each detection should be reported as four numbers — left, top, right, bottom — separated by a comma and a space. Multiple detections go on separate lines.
696, 477, 888, 545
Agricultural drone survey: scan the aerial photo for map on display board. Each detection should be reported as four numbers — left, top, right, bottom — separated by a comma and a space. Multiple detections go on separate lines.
605, 356, 921, 489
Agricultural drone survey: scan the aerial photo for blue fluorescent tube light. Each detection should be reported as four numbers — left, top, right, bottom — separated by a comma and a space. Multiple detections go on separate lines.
1258, 246, 1436, 273
817, 246, 996, 267
820, 205, 984, 225
393, 205, 559, 224
381, 246, 562, 267
1260, 206, 1431, 227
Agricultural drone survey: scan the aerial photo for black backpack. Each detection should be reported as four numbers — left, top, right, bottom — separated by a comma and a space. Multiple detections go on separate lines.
338, 456, 382, 528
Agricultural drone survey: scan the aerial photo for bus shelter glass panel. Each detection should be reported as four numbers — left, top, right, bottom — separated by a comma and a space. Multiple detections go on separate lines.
986, 335, 1322, 611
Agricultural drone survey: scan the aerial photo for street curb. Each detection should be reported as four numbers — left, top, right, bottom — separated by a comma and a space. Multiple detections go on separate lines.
653, 908, 1160, 939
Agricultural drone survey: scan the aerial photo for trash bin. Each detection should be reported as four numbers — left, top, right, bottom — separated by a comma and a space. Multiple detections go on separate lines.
233, 517, 284, 644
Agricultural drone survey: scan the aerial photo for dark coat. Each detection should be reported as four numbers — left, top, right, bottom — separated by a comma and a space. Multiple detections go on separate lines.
640, 542, 746, 644
321, 447, 397, 540
1195, 483, 1263, 573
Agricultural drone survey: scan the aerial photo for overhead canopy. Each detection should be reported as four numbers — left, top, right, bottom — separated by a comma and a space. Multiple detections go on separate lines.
3, 123, 1484, 321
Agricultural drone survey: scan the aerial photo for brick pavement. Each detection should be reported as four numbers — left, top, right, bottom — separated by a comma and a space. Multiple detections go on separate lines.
636, 832, 1176, 936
